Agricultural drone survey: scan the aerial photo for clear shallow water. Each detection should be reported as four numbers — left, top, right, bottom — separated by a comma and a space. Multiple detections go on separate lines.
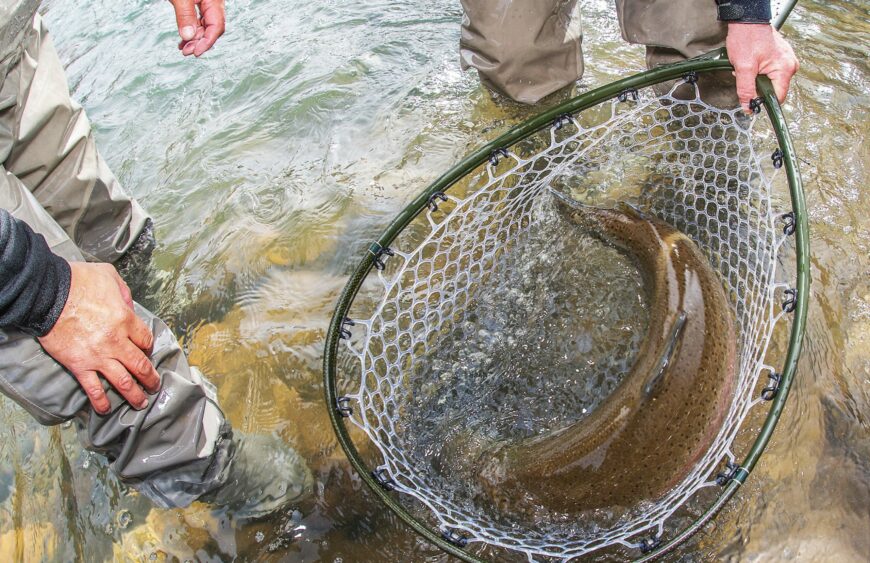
0, 0, 867, 561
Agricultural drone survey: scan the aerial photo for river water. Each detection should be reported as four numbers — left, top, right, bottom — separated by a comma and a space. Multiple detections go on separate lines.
0, 0, 867, 561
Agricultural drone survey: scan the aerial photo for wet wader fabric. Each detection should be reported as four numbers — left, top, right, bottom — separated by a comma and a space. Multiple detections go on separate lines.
459, 0, 584, 105
461, 0, 739, 106
0, 9, 149, 264
0, 0, 38, 64
0, 13, 231, 509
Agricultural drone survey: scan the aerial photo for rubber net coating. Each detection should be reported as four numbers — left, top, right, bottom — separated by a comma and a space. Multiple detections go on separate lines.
335, 78, 796, 561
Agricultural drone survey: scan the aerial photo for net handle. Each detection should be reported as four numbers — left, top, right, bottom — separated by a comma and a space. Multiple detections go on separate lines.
773, 0, 799, 30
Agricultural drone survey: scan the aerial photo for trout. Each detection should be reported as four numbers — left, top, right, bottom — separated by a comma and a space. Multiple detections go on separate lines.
477, 189, 737, 513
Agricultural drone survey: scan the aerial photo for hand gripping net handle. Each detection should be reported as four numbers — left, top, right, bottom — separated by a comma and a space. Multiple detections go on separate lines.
324, 4, 807, 562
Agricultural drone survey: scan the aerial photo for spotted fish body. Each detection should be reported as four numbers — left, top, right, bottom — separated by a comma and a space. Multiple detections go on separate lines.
479, 190, 737, 512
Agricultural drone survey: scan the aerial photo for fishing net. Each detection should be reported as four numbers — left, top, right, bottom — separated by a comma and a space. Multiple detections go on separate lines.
324, 15, 807, 562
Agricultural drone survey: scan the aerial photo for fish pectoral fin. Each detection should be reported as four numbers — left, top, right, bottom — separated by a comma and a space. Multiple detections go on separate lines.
642, 310, 688, 400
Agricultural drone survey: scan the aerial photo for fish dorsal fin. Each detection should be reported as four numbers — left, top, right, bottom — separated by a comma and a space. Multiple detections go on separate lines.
642, 310, 688, 400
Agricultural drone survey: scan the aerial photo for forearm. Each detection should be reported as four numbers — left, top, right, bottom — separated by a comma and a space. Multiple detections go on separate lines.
0, 208, 71, 336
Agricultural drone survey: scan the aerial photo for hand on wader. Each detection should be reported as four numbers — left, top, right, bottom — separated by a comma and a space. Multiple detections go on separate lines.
37, 262, 161, 414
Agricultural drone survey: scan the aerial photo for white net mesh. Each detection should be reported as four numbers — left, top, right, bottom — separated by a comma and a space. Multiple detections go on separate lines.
335, 78, 796, 561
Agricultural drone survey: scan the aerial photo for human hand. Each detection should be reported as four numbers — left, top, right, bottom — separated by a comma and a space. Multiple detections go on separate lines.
726, 23, 799, 113
169, 0, 226, 57
37, 262, 160, 415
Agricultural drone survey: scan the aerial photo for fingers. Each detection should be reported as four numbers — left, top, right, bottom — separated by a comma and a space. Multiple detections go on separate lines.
194, 20, 224, 57
100, 360, 149, 410
75, 369, 112, 415
179, 25, 203, 54
193, 0, 225, 57
170, 0, 201, 42
76, 313, 160, 412
178, 24, 202, 49
118, 340, 161, 394
171, 0, 224, 57
125, 310, 155, 354
120, 305, 160, 392
110, 267, 160, 393
733, 65, 759, 114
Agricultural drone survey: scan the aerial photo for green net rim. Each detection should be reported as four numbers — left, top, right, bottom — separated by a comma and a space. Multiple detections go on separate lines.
322, 49, 810, 562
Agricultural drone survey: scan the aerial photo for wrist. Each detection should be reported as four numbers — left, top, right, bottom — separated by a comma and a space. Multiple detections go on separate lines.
34, 256, 72, 337
727, 22, 774, 34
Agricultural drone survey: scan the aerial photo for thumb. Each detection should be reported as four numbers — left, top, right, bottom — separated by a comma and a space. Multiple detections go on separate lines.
170, 0, 199, 41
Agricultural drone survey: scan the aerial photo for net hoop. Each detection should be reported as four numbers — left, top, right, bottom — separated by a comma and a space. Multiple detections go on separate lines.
323, 48, 809, 562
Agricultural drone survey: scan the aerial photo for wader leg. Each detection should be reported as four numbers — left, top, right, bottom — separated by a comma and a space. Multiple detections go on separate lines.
0, 173, 232, 508
0, 14, 149, 264
0, 20, 233, 506
615, 0, 739, 107
459, 0, 584, 104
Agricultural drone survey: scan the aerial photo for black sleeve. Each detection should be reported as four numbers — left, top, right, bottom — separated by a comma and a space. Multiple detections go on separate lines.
715, 0, 772, 23
0, 208, 71, 336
